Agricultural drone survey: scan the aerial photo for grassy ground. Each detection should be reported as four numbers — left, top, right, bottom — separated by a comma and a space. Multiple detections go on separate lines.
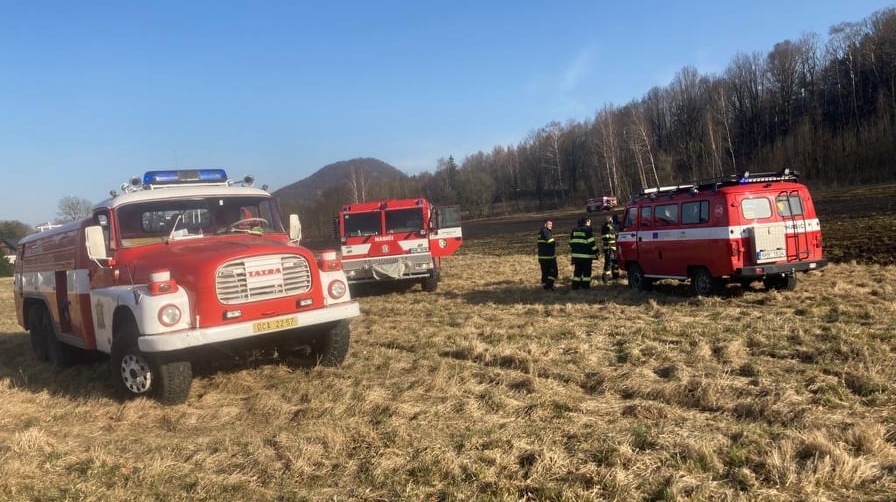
1, 187, 895, 501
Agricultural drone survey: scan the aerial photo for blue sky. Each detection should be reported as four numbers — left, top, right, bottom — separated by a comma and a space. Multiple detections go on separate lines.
1, 1, 892, 226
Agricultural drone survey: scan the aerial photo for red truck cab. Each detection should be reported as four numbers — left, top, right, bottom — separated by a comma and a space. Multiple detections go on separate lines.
336, 198, 462, 292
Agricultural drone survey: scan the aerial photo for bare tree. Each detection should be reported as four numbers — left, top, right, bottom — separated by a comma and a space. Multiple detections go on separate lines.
767, 40, 803, 136
594, 105, 622, 196
56, 196, 93, 223
346, 166, 369, 203
625, 104, 660, 189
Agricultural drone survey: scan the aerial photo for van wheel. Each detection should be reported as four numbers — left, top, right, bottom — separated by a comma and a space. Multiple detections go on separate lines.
283, 320, 351, 368
29, 306, 50, 362
691, 267, 720, 297
627, 264, 652, 292
763, 274, 796, 291
112, 322, 192, 404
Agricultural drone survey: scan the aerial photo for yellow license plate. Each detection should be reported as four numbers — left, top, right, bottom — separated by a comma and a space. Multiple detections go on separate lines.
253, 317, 298, 333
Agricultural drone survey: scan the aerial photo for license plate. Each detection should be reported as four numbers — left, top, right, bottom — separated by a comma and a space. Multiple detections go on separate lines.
757, 249, 786, 260
253, 317, 298, 333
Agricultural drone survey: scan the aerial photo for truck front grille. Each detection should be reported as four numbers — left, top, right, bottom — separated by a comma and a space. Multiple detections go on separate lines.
216, 254, 312, 304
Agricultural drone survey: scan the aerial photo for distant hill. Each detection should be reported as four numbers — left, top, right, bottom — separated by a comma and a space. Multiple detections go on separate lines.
272, 157, 407, 203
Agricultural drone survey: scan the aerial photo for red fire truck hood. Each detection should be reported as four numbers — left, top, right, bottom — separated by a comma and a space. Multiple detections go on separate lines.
119, 237, 310, 283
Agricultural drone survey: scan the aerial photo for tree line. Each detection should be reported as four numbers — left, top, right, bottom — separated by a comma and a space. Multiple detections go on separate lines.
287, 6, 896, 240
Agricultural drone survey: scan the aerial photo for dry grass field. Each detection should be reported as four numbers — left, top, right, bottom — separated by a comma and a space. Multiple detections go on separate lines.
1, 186, 895, 501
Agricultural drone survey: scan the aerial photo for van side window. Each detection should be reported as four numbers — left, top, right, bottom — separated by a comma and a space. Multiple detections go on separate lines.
775, 195, 804, 216
622, 208, 637, 230
639, 206, 653, 227
655, 204, 678, 226
682, 201, 709, 224
741, 198, 772, 220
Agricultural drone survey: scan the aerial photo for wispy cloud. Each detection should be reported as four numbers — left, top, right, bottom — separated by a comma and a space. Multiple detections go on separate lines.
560, 45, 593, 93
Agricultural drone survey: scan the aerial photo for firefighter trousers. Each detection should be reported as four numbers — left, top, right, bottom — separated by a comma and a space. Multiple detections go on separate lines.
602, 249, 619, 283
571, 258, 593, 289
539, 258, 558, 289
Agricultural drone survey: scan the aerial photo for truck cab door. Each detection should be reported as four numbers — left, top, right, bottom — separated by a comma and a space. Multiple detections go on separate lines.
429, 205, 463, 258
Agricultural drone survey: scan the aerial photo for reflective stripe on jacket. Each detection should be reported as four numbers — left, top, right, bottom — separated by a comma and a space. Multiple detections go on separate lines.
569, 226, 597, 259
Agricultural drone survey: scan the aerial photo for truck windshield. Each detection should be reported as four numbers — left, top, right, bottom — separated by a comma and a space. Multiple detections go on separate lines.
343, 211, 381, 237
385, 208, 423, 233
117, 196, 284, 247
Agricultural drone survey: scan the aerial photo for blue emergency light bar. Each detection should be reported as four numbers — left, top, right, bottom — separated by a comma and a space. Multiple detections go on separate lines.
143, 169, 228, 185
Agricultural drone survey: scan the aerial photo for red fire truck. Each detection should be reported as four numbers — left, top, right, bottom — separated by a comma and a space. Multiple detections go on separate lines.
616, 169, 827, 296
334, 198, 462, 292
13, 169, 360, 404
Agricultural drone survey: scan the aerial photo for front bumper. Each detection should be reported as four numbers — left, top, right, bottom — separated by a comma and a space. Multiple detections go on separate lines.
138, 301, 360, 353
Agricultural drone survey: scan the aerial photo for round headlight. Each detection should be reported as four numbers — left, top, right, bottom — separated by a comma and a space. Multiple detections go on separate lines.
158, 304, 182, 327
328, 280, 347, 299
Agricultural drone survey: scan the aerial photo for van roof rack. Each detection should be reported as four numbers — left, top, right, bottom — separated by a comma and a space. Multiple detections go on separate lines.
637, 169, 800, 199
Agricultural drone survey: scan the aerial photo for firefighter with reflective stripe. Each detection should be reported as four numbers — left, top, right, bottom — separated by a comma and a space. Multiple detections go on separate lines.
569, 216, 597, 290
600, 214, 620, 284
537, 219, 557, 290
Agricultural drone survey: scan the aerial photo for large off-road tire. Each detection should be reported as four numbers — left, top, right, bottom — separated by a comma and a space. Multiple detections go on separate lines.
421, 273, 439, 292
29, 305, 50, 362
283, 320, 351, 368
627, 263, 652, 292
41, 308, 75, 368
111, 321, 192, 405
763, 274, 797, 291
690, 267, 721, 297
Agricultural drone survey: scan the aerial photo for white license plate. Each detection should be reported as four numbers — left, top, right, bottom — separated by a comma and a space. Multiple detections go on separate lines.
757, 249, 786, 260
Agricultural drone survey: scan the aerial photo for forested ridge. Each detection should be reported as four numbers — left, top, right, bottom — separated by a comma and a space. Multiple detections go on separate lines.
281, 6, 896, 238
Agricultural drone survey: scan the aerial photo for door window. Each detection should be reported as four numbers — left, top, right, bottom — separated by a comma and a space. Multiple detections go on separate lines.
654, 204, 678, 226
741, 198, 772, 220
682, 201, 709, 224
775, 194, 804, 216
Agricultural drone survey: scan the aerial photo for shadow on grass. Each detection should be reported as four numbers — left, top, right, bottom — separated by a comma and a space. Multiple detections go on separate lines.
444, 279, 756, 307
0, 331, 304, 402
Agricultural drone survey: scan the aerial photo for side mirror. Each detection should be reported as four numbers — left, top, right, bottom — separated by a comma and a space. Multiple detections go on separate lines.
289, 214, 302, 243
85, 225, 109, 262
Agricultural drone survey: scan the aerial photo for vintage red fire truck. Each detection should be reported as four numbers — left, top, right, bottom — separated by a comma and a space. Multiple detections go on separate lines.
334, 198, 462, 292
616, 169, 827, 295
13, 169, 360, 404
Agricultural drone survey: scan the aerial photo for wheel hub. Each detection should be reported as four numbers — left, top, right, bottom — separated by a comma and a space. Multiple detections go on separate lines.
120, 354, 152, 393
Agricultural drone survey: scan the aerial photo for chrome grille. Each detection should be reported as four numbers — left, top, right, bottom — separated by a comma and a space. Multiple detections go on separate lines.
216, 254, 312, 304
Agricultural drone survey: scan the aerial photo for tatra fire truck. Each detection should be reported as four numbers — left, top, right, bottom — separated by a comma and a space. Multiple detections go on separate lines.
13, 169, 360, 404
335, 198, 462, 292
616, 169, 828, 296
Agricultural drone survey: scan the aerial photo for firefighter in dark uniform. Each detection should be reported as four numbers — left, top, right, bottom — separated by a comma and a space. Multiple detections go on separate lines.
569, 216, 597, 289
600, 214, 620, 283
537, 219, 557, 290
